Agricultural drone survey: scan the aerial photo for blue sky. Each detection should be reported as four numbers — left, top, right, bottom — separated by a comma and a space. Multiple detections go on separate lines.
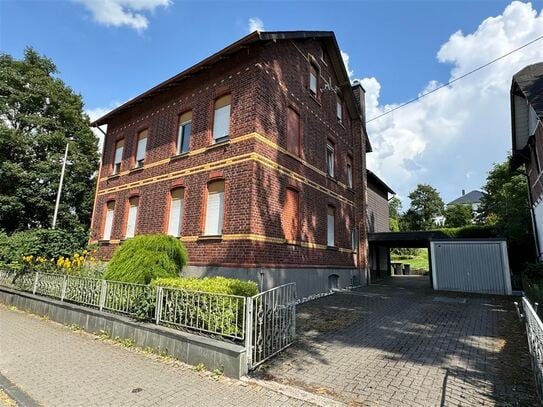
1, 0, 543, 206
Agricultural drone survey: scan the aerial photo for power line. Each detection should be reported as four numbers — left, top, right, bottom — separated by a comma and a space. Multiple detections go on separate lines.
366, 34, 543, 123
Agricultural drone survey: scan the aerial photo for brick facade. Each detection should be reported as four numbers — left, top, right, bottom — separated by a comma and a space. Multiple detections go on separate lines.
90, 32, 370, 291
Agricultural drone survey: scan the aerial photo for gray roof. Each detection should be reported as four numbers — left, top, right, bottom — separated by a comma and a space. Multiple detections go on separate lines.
512, 62, 543, 120
447, 190, 485, 206
366, 169, 395, 195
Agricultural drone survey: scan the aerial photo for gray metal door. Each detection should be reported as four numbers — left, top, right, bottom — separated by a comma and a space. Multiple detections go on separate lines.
430, 240, 512, 295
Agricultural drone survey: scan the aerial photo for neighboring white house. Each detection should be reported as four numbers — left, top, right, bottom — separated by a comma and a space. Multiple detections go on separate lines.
433, 190, 485, 226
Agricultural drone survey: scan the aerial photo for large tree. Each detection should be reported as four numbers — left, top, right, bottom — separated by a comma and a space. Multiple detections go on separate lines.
403, 184, 444, 231
444, 204, 473, 228
389, 196, 402, 231
477, 161, 531, 241
0, 48, 98, 233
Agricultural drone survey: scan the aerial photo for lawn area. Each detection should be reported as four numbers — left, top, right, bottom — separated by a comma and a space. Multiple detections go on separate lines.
391, 249, 429, 272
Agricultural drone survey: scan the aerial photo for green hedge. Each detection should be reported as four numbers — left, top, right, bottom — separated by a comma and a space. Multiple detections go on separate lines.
152, 276, 258, 297
105, 234, 188, 284
434, 225, 497, 239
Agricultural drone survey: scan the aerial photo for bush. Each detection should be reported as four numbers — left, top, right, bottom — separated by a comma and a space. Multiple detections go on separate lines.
105, 234, 188, 284
0, 229, 87, 271
436, 225, 497, 239
152, 276, 258, 297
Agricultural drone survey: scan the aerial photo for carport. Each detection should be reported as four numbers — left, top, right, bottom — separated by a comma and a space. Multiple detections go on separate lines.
368, 231, 446, 286
368, 232, 512, 295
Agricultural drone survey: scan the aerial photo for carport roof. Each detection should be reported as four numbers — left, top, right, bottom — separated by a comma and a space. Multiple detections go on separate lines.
368, 231, 449, 248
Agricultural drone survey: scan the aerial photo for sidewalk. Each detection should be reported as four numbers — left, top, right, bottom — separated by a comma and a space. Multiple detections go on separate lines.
0, 306, 310, 407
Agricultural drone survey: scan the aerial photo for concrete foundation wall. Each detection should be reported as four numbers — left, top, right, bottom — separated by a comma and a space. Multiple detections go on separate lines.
0, 287, 247, 378
183, 265, 365, 299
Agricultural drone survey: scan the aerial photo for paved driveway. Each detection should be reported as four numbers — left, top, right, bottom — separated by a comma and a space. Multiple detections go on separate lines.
256, 276, 537, 406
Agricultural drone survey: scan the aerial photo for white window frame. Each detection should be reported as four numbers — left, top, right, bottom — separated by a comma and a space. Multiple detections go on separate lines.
103, 202, 115, 241
347, 162, 353, 188
336, 97, 343, 122
167, 189, 184, 237
135, 130, 147, 168
212, 95, 231, 142
326, 143, 335, 177
327, 206, 335, 247
113, 140, 123, 175
177, 115, 192, 155
204, 182, 225, 236
309, 64, 318, 95
125, 197, 139, 238
351, 228, 357, 252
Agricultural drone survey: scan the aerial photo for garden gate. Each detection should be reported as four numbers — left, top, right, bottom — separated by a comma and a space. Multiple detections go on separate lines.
245, 283, 296, 370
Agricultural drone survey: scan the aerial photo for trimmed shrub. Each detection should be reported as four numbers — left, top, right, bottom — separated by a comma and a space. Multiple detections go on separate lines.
105, 234, 188, 284
435, 225, 497, 239
152, 276, 258, 297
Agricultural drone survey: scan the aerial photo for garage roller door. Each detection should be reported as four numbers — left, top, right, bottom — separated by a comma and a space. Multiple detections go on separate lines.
430, 240, 512, 295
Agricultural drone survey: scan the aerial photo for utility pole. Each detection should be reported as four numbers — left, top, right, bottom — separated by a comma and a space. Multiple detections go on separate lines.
52, 142, 69, 229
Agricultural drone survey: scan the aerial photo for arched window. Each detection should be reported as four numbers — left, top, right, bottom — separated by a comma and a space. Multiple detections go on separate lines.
204, 180, 225, 236
103, 201, 115, 240
213, 95, 231, 142
282, 187, 300, 241
125, 196, 139, 238
167, 188, 185, 237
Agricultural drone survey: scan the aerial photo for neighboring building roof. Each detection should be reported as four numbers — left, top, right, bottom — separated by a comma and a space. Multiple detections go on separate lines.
447, 190, 484, 206
91, 31, 371, 150
513, 62, 543, 120
366, 169, 395, 195
510, 62, 543, 170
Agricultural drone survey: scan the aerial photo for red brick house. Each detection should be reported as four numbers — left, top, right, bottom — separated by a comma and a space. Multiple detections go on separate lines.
511, 62, 543, 260
90, 31, 375, 298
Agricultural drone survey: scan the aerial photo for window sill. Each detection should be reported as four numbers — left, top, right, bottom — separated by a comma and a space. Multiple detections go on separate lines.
129, 166, 145, 174
309, 93, 321, 106
197, 235, 223, 242
170, 152, 190, 162
284, 239, 301, 246
208, 138, 230, 151
337, 120, 345, 129
327, 175, 338, 184
107, 173, 121, 181
327, 245, 338, 251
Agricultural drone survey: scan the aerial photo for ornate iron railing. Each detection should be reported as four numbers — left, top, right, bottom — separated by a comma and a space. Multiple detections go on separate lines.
103, 280, 156, 318
246, 283, 296, 369
522, 297, 543, 400
157, 286, 246, 340
0, 271, 298, 366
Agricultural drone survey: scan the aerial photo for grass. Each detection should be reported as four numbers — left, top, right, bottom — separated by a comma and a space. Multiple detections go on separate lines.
391, 249, 429, 271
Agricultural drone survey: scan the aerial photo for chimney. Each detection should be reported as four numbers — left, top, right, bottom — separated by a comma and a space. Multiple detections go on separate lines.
351, 80, 366, 125
462, 189, 465, 196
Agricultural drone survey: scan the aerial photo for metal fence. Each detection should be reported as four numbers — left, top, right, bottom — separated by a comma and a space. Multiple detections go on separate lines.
0, 271, 246, 340
157, 286, 246, 340
246, 283, 296, 369
521, 297, 543, 401
0, 270, 298, 367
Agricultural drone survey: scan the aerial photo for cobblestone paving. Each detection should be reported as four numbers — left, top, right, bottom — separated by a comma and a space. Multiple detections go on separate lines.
0, 306, 313, 407
257, 276, 537, 406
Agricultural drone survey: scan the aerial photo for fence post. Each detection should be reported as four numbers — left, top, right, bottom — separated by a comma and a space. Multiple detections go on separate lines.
61, 275, 67, 302
32, 272, 39, 294
99, 280, 107, 311
155, 287, 163, 325
244, 297, 253, 370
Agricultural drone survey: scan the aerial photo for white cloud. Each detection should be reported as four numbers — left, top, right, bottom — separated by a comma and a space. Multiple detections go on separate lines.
248, 17, 264, 33
86, 102, 122, 153
74, 0, 171, 31
341, 50, 354, 78
359, 1, 543, 204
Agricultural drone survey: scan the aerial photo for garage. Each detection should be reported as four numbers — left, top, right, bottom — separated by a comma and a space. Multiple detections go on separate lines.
430, 239, 512, 295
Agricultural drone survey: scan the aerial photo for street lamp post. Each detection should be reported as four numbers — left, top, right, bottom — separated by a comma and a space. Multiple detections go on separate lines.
52, 142, 69, 229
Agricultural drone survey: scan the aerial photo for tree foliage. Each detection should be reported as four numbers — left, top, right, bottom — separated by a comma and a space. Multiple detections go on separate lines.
389, 196, 402, 232
0, 48, 99, 233
477, 161, 531, 241
444, 204, 473, 228
402, 184, 444, 231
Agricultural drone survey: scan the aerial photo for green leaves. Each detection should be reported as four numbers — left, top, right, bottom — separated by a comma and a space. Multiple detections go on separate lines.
0, 48, 99, 232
